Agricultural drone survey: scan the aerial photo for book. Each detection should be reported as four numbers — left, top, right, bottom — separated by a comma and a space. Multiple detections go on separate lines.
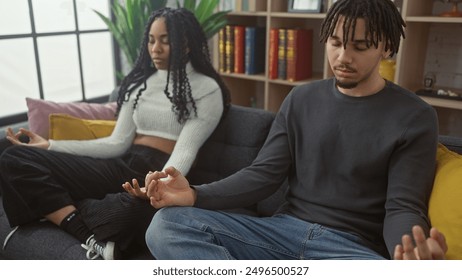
234, 0, 243, 12
242, 0, 249, 11
245, 26, 266, 75
218, 27, 226, 73
286, 29, 313, 81
220, 0, 235, 11
277, 28, 287, 80
234, 25, 246, 74
225, 25, 235, 73
247, 0, 264, 12
268, 28, 279, 79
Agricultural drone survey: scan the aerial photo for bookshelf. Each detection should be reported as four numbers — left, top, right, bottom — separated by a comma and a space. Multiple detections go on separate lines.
396, 0, 462, 136
213, 0, 462, 136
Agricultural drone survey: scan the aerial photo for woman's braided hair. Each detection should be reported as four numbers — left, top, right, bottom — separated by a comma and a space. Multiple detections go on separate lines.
116, 7, 231, 124
320, 0, 406, 56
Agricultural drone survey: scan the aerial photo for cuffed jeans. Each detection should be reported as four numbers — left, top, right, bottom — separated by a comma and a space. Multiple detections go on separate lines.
145, 207, 387, 260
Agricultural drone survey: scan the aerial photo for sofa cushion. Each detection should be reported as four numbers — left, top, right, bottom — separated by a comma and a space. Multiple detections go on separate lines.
0, 199, 87, 259
26, 97, 117, 139
439, 135, 462, 155
187, 105, 275, 184
0, 104, 280, 259
186, 105, 288, 217
49, 114, 116, 140
428, 143, 462, 260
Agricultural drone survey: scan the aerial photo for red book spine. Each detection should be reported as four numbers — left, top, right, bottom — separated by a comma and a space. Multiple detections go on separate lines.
286, 29, 313, 82
268, 28, 279, 79
234, 25, 246, 74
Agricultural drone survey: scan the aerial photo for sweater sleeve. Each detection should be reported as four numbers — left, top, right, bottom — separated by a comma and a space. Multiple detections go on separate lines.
48, 100, 136, 158
382, 106, 438, 257
162, 88, 223, 175
193, 93, 293, 209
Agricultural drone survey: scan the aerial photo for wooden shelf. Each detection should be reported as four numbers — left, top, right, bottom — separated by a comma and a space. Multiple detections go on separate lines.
214, 0, 462, 136
220, 72, 266, 82
269, 12, 327, 19
419, 96, 462, 111
406, 16, 462, 23
228, 11, 268, 17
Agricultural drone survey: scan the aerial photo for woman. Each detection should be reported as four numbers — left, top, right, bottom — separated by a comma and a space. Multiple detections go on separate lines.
0, 7, 230, 260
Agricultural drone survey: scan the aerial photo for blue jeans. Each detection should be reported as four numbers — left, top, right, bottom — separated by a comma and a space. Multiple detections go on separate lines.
145, 207, 386, 260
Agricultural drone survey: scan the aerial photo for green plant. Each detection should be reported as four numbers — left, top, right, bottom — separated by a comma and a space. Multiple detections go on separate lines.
178, 0, 229, 39
95, 0, 229, 69
94, 0, 167, 68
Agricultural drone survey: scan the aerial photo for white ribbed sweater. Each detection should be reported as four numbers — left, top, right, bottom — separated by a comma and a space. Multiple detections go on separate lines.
49, 64, 223, 175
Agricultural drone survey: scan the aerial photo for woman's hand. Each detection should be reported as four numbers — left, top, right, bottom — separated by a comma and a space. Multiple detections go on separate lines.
122, 178, 149, 200
145, 166, 196, 209
394, 225, 447, 260
5, 127, 50, 149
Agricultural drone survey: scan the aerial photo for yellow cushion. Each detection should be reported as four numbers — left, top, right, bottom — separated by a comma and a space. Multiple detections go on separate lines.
428, 143, 462, 260
49, 113, 116, 140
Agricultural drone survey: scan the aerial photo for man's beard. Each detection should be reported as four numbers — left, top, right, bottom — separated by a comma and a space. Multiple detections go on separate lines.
335, 78, 358, 89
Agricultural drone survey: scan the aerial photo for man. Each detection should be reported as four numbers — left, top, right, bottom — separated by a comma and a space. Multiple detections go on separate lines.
131, 0, 447, 259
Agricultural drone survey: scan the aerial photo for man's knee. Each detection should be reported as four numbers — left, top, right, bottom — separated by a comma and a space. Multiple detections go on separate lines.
145, 207, 194, 257
146, 207, 187, 237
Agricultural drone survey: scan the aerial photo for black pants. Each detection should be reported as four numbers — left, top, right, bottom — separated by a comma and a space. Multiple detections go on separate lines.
0, 144, 169, 253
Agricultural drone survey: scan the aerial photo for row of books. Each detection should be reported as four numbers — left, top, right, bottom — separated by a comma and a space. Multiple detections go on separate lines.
218, 25, 266, 75
218, 25, 314, 82
270, 28, 313, 81
219, 0, 264, 12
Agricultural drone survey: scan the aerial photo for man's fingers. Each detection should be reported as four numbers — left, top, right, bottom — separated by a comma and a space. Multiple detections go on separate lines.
393, 244, 404, 260
430, 227, 448, 253
412, 225, 431, 259
146, 179, 159, 198
401, 234, 417, 260
165, 166, 181, 178
150, 196, 166, 209
145, 171, 167, 184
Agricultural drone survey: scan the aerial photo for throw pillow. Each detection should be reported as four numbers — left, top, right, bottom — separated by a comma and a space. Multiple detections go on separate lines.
26, 97, 117, 139
428, 143, 462, 260
49, 114, 116, 140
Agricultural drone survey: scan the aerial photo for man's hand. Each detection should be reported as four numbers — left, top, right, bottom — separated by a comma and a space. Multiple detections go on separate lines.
145, 166, 196, 209
5, 127, 50, 149
394, 225, 447, 260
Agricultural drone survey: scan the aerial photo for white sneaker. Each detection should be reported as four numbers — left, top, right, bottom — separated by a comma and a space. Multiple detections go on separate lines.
81, 234, 119, 260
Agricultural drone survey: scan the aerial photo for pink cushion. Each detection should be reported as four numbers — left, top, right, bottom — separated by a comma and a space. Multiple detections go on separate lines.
26, 97, 117, 138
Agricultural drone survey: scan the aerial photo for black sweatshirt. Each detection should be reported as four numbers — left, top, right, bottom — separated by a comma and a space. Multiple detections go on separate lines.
195, 78, 438, 258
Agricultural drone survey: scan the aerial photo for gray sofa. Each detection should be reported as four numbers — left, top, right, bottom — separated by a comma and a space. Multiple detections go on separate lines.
1, 95, 462, 259
0, 101, 288, 259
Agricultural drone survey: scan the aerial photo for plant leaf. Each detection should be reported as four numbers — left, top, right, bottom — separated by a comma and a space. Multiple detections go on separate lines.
195, 0, 219, 23
94, 0, 230, 67
182, 0, 197, 11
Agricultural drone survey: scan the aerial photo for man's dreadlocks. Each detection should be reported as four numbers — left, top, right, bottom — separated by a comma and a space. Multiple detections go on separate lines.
320, 0, 406, 56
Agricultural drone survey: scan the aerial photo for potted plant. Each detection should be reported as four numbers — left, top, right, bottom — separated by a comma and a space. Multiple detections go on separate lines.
95, 0, 229, 69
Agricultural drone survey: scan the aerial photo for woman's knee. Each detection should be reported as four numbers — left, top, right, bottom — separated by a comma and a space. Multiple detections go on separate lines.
0, 145, 31, 174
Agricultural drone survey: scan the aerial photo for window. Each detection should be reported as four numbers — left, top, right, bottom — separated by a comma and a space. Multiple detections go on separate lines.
0, 0, 116, 126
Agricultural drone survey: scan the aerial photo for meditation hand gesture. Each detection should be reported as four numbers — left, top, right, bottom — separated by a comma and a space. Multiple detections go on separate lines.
145, 166, 196, 209
5, 127, 50, 149
394, 225, 447, 260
